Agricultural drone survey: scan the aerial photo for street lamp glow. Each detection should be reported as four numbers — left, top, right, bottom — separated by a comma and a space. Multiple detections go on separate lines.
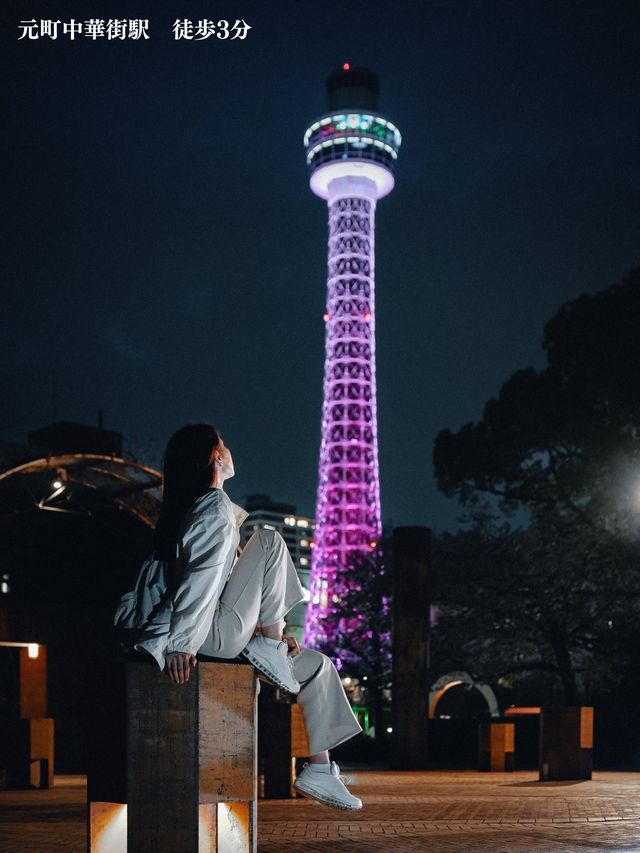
0, 641, 41, 658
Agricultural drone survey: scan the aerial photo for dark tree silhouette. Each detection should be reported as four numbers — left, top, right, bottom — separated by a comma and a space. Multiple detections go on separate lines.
432, 514, 640, 705
433, 267, 640, 532
431, 267, 640, 705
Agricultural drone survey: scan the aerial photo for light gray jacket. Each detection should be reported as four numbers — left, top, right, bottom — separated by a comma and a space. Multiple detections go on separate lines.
113, 488, 248, 670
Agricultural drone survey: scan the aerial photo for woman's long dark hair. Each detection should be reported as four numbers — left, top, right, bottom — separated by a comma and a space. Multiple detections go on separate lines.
153, 423, 221, 564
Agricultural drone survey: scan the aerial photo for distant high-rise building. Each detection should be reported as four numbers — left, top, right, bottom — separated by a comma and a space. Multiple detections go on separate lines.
303, 65, 401, 646
239, 494, 314, 640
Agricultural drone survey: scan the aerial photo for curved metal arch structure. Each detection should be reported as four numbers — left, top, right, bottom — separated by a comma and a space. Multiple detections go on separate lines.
0, 454, 162, 528
429, 671, 500, 719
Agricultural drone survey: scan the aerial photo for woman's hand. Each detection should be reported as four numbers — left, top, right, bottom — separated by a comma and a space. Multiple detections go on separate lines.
283, 635, 301, 657
164, 651, 197, 684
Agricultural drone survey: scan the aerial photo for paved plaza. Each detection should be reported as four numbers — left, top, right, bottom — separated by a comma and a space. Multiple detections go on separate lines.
1, 770, 640, 852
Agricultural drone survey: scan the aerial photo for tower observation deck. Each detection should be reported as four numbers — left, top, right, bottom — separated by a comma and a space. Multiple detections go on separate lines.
303, 66, 401, 650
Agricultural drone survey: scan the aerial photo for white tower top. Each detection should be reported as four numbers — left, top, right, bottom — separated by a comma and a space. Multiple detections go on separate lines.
304, 65, 401, 201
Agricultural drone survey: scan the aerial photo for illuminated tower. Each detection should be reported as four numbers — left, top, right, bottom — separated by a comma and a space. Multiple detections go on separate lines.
303, 65, 401, 648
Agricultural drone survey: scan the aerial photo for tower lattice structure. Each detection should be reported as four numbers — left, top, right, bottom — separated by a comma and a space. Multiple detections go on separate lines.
303, 66, 401, 649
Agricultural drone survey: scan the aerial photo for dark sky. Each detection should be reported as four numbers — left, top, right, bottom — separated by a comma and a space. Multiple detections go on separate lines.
4, 0, 639, 532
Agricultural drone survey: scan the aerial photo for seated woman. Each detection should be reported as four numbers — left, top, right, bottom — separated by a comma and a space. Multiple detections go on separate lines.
122, 423, 363, 810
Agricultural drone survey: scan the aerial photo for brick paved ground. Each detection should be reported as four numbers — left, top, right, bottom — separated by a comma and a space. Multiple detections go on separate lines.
1, 770, 640, 852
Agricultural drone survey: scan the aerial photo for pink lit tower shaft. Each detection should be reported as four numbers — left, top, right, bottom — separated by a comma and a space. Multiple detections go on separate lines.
303, 66, 401, 649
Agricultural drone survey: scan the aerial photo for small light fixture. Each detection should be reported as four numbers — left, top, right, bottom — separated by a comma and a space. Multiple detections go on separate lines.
0, 641, 40, 657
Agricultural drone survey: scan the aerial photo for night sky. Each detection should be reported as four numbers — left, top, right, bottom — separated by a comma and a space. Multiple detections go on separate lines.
4, 0, 639, 532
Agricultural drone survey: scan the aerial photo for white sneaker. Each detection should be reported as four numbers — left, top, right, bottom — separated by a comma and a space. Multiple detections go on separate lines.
294, 761, 363, 810
240, 635, 300, 694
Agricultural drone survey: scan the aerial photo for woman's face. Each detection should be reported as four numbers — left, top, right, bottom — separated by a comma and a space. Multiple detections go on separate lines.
215, 437, 235, 480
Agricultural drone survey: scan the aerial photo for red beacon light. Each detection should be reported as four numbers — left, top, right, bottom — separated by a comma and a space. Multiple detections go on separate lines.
343, 62, 350, 71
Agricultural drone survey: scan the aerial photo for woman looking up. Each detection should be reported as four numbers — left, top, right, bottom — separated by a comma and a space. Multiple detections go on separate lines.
123, 423, 363, 810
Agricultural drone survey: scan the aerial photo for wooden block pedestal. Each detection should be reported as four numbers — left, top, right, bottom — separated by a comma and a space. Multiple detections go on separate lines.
2, 717, 54, 789
539, 706, 593, 781
257, 685, 310, 799
0, 642, 54, 790
88, 659, 258, 853
478, 722, 515, 771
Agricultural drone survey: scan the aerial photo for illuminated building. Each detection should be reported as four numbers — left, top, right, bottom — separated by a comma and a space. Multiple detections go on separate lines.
239, 494, 314, 639
303, 66, 401, 646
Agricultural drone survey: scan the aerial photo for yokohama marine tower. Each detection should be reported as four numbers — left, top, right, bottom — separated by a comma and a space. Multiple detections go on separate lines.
303, 66, 401, 649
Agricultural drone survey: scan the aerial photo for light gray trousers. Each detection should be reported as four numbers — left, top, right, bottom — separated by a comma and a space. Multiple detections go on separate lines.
198, 528, 363, 755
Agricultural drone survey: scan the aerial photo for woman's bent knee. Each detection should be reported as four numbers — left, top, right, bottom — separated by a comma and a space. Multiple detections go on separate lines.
258, 527, 283, 551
